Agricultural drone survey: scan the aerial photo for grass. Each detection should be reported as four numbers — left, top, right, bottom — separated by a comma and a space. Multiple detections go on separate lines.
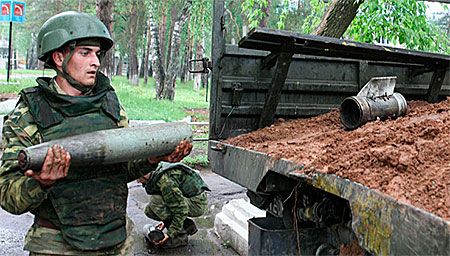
0, 69, 211, 167
112, 76, 209, 121
0, 71, 210, 121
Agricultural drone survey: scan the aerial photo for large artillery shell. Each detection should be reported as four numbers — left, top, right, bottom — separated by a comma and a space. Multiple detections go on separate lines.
340, 93, 407, 130
18, 122, 192, 171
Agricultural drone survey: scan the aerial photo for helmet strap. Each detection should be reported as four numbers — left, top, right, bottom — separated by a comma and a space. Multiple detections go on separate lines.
56, 46, 94, 94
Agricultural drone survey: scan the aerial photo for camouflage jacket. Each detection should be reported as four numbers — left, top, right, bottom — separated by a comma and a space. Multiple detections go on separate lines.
0, 77, 155, 215
146, 163, 210, 238
0, 77, 156, 252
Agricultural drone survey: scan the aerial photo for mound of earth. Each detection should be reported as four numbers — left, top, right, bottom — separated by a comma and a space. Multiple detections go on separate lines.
225, 98, 450, 221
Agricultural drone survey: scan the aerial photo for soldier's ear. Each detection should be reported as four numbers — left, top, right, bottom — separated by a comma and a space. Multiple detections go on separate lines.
52, 51, 65, 67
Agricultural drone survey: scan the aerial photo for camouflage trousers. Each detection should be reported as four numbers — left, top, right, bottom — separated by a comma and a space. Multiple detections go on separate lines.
144, 191, 207, 222
25, 217, 134, 255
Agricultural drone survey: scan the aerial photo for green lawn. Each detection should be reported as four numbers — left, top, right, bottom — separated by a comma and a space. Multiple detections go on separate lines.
0, 70, 210, 121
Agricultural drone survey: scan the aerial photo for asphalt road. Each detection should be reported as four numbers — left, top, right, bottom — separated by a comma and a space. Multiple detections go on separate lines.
0, 169, 248, 255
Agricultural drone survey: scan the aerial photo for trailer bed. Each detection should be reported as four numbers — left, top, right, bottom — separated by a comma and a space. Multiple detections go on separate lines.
209, 140, 450, 255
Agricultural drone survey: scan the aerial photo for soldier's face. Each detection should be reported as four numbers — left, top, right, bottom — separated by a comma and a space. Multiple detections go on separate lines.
64, 46, 101, 86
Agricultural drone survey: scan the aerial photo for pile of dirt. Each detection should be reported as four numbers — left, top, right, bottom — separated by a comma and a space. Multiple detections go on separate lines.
225, 98, 450, 221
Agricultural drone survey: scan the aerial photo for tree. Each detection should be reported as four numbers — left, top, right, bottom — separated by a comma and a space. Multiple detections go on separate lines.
161, 1, 192, 100
149, 0, 192, 100
240, 0, 450, 53
347, 0, 450, 53
127, 0, 140, 85
313, 0, 364, 37
149, 1, 165, 98
96, 0, 115, 79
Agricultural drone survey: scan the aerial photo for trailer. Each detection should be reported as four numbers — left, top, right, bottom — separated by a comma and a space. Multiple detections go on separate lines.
207, 1, 450, 255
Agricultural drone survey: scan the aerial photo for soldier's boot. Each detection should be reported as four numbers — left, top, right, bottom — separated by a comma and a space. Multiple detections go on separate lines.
160, 231, 189, 249
143, 224, 165, 243
183, 218, 198, 236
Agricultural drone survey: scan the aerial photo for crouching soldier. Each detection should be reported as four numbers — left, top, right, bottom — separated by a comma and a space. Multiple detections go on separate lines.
138, 162, 210, 248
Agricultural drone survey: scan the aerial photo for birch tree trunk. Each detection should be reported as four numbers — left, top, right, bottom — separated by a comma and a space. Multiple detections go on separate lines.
149, 1, 165, 99
179, 14, 191, 83
96, 0, 115, 79
193, 37, 203, 91
166, 6, 178, 70
313, 0, 364, 38
162, 1, 192, 100
143, 25, 151, 84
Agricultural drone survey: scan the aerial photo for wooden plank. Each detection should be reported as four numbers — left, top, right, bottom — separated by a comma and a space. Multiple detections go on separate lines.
258, 52, 293, 128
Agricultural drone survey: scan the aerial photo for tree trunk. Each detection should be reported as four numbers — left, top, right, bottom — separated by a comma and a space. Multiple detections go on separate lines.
166, 6, 178, 70
259, 0, 271, 27
179, 37, 189, 83
78, 0, 83, 12
96, 0, 115, 79
143, 25, 151, 84
313, 0, 364, 38
180, 14, 191, 83
193, 37, 203, 91
128, 0, 140, 85
188, 34, 195, 81
116, 55, 123, 76
149, 1, 165, 99
162, 1, 192, 100
139, 29, 147, 78
28, 34, 38, 70
159, 9, 168, 69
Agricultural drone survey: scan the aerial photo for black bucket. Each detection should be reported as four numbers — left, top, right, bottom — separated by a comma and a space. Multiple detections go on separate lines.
248, 217, 337, 256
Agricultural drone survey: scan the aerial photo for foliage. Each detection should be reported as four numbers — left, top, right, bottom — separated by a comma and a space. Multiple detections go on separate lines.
190, 0, 213, 44
301, 0, 330, 34
275, 0, 290, 29
347, 0, 450, 54
241, 0, 269, 29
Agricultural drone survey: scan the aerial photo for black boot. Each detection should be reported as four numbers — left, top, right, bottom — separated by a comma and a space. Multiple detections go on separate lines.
160, 230, 189, 249
183, 218, 198, 235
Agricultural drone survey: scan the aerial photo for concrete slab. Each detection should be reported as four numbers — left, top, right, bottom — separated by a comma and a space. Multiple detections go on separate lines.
214, 199, 266, 256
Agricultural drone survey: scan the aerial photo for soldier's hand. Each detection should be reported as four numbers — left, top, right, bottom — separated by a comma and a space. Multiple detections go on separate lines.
151, 233, 169, 246
137, 173, 151, 184
24, 145, 71, 188
155, 221, 165, 230
148, 139, 193, 164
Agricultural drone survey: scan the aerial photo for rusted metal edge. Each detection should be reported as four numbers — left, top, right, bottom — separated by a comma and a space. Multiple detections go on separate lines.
209, 141, 449, 256
288, 166, 450, 256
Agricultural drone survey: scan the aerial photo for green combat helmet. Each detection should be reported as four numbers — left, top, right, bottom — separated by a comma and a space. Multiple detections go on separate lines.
37, 11, 113, 93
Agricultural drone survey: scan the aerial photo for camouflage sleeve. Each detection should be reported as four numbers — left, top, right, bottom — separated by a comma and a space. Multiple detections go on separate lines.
0, 101, 50, 215
117, 106, 129, 128
157, 171, 188, 238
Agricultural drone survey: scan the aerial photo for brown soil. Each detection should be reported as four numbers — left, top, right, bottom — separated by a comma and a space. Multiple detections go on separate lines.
225, 98, 450, 221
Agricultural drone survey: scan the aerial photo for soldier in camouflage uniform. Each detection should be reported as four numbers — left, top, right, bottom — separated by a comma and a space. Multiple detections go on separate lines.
138, 162, 210, 248
0, 11, 192, 255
